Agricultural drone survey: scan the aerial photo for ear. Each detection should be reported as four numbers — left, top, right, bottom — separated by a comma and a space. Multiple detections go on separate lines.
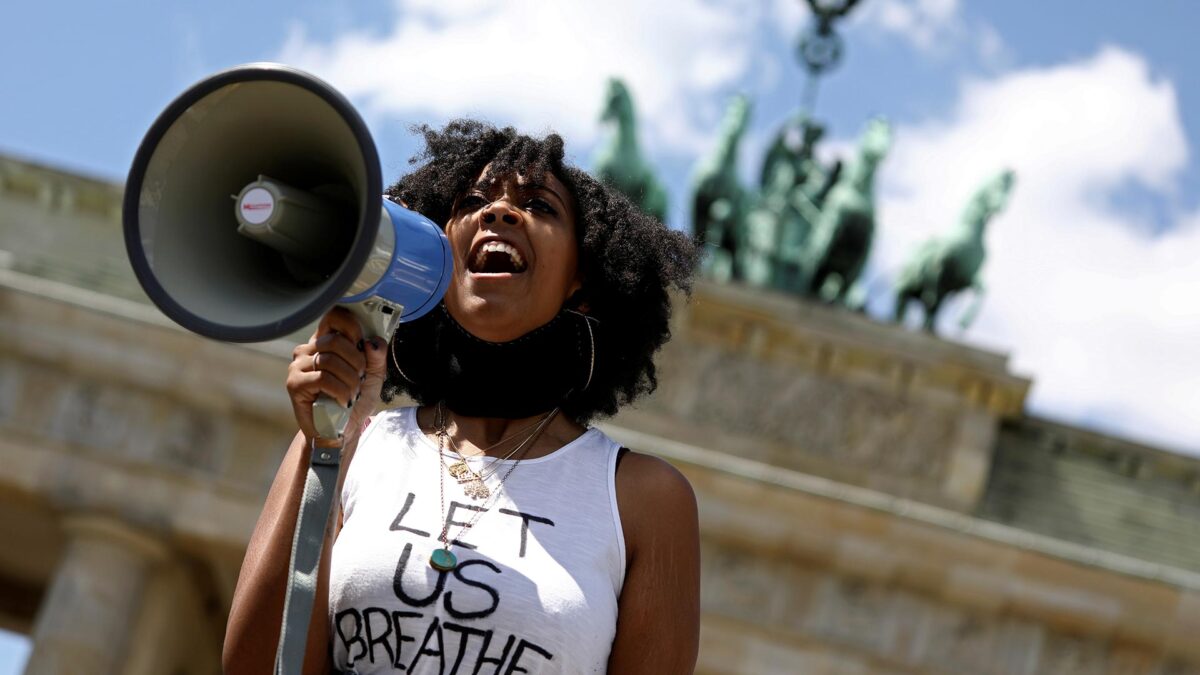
565, 286, 590, 313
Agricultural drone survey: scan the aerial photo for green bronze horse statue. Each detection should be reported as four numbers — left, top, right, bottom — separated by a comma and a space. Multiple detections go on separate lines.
692, 94, 752, 282
594, 78, 668, 223
756, 113, 838, 292
793, 116, 891, 306
893, 169, 1016, 332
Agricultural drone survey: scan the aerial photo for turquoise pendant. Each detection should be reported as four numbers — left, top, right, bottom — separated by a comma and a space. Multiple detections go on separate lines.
430, 548, 457, 572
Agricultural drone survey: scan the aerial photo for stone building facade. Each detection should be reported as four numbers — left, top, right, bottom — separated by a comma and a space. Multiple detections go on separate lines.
1, 153, 1199, 674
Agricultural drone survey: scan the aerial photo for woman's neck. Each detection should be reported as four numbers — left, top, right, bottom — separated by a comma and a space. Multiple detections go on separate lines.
417, 405, 586, 460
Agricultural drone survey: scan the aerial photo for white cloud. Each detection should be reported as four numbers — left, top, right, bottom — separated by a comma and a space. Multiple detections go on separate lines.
869, 46, 1200, 454
855, 0, 962, 52
974, 22, 1011, 70
277, 0, 779, 158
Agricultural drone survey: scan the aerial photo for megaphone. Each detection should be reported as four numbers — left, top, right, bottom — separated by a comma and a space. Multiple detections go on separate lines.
123, 63, 452, 437
123, 63, 453, 674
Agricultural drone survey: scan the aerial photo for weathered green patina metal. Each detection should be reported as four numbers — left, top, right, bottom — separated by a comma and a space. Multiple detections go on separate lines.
692, 95, 752, 282
679, 0, 1010, 329
894, 169, 1016, 331
593, 78, 668, 223
756, 114, 839, 292
792, 116, 891, 306
690, 0, 888, 306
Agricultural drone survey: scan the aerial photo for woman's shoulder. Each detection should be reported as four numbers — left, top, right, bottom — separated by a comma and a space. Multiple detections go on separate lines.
359, 405, 418, 438
612, 449, 698, 554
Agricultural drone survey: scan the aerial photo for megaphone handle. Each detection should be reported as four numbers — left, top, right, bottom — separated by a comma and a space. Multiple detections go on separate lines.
312, 393, 352, 441
310, 299, 402, 442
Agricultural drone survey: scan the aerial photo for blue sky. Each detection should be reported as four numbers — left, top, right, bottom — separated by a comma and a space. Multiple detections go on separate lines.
3, 6, 1199, 431
2, 1, 1200, 664
2, 1, 1198, 441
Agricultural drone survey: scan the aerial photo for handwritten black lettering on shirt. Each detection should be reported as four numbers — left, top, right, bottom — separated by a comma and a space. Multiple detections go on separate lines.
346, 493, 560, 672
388, 494, 556, 558
336, 607, 553, 674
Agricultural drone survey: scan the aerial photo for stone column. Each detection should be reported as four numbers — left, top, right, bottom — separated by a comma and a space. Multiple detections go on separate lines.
24, 516, 167, 675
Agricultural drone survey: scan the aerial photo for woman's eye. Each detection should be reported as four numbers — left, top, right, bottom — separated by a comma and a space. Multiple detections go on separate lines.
527, 198, 557, 215
457, 194, 487, 211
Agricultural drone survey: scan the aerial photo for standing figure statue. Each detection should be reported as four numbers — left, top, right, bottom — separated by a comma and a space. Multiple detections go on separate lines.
691, 95, 752, 282
594, 78, 668, 223
760, 113, 826, 194
893, 169, 1016, 332
755, 114, 840, 291
793, 116, 892, 305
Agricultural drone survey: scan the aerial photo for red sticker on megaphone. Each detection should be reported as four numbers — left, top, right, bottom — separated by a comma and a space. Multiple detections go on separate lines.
239, 187, 275, 225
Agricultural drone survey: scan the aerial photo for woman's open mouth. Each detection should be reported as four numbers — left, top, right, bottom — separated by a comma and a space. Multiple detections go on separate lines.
468, 240, 528, 275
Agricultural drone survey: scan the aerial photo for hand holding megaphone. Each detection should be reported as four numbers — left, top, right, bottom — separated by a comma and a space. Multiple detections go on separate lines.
285, 307, 388, 448
123, 63, 452, 442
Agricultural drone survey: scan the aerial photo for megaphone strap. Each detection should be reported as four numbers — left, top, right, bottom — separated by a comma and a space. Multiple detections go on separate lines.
274, 439, 342, 674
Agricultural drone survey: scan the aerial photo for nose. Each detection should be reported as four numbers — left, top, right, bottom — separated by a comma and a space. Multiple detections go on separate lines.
480, 200, 522, 226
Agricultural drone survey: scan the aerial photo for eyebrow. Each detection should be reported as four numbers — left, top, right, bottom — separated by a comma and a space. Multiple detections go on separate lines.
523, 182, 570, 210
471, 179, 570, 211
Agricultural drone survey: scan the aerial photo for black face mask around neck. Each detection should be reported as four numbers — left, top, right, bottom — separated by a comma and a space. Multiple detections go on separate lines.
388, 304, 597, 419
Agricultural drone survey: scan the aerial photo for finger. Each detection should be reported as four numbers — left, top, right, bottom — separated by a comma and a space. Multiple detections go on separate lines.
316, 307, 364, 346
363, 337, 389, 378
289, 369, 357, 408
311, 351, 362, 393
347, 339, 390, 423
310, 333, 366, 374
355, 338, 389, 405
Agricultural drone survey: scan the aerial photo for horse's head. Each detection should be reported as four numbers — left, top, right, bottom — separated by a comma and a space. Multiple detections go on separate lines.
601, 78, 633, 125
722, 94, 752, 137
982, 169, 1016, 213
859, 116, 892, 164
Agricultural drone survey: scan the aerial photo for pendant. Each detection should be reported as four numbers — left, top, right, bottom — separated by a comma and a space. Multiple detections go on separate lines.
430, 548, 458, 571
463, 478, 490, 500
448, 461, 474, 480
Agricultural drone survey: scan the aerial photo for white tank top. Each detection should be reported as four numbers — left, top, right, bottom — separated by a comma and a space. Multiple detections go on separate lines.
329, 407, 626, 674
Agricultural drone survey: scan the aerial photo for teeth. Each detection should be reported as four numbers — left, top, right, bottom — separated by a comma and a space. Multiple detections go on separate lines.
473, 241, 526, 272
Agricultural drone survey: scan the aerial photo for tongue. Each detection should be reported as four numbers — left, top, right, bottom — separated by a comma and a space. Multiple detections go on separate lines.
478, 251, 521, 274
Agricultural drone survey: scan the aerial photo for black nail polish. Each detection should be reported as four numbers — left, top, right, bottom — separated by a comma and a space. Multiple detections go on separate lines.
356, 339, 365, 351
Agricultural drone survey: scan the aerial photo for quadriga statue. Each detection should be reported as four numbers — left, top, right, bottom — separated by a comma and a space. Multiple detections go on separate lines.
691, 95, 752, 282
792, 116, 891, 306
893, 168, 1016, 332
753, 114, 839, 292
594, 78, 668, 223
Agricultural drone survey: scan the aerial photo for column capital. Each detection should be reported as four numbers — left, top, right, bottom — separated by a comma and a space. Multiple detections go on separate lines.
60, 515, 170, 564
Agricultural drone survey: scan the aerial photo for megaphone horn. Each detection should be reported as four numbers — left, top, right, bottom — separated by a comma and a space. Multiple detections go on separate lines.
123, 62, 453, 435
123, 62, 451, 345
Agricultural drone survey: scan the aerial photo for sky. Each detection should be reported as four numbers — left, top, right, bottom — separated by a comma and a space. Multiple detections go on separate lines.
1, 0, 1200, 664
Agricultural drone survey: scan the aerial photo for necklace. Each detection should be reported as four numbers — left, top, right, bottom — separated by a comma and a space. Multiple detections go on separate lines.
430, 406, 559, 572
436, 403, 556, 499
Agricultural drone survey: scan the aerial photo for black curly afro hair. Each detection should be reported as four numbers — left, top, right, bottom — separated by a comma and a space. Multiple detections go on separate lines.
381, 119, 697, 424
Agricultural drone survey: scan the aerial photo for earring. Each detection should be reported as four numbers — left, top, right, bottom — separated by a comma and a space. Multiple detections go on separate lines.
390, 336, 418, 385
566, 309, 597, 391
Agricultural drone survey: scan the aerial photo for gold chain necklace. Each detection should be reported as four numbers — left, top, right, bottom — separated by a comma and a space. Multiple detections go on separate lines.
430, 406, 559, 572
436, 402, 556, 499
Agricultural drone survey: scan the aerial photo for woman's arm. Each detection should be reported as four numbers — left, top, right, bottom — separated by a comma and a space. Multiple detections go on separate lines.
607, 452, 701, 674
223, 430, 344, 675
222, 309, 386, 675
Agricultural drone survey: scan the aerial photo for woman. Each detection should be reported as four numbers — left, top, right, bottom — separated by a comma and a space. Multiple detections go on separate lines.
223, 120, 700, 674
